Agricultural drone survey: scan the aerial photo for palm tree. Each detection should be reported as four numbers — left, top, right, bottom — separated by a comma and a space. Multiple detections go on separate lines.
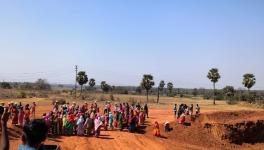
207, 68, 221, 105
89, 78, 96, 90
242, 73, 256, 92
157, 80, 165, 103
76, 71, 88, 96
223, 86, 235, 101
167, 82, 173, 96
141, 74, 155, 103
242, 73, 256, 102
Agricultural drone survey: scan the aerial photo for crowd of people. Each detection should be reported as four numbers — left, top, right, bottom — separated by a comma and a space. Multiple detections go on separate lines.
0, 101, 36, 127
0, 100, 149, 150
0, 100, 201, 149
0, 100, 149, 138
42, 101, 149, 137
173, 103, 200, 124
153, 103, 201, 137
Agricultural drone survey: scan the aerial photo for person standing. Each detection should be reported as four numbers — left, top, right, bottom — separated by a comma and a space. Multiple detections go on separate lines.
31, 102, 37, 119
18, 106, 25, 126
144, 104, 148, 118
173, 104, 177, 117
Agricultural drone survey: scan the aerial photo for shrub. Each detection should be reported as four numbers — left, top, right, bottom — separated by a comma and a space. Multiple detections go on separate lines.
179, 94, 184, 98
52, 98, 66, 105
62, 90, 68, 93
81, 95, 86, 100
110, 94, 114, 101
35, 79, 51, 90
57, 98, 66, 105
99, 95, 107, 101
226, 100, 238, 105
37, 92, 49, 98
17, 91, 27, 98
0, 82, 12, 89
255, 100, 264, 108
167, 92, 175, 97
116, 97, 121, 102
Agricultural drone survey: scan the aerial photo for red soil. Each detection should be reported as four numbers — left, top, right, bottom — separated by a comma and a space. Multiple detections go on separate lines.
1, 108, 264, 150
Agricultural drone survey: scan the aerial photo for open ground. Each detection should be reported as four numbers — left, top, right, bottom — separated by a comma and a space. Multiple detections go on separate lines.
1, 94, 264, 150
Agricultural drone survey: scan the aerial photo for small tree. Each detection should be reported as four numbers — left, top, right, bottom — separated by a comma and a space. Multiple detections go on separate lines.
101, 81, 110, 93
157, 80, 165, 103
141, 74, 155, 103
242, 73, 256, 103
76, 71, 88, 96
223, 86, 235, 102
89, 78, 96, 90
167, 82, 173, 96
35, 79, 51, 90
192, 88, 198, 97
207, 68, 221, 105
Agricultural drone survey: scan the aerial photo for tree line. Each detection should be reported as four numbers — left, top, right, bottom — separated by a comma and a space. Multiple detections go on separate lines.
0, 68, 261, 105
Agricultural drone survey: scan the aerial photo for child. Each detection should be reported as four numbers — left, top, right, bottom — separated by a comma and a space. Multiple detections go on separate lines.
173, 104, 177, 117
164, 121, 171, 132
31, 102, 36, 119
144, 104, 148, 118
153, 121, 160, 137
196, 104, 200, 115
189, 104, 194, 116
108, 112, 113, 130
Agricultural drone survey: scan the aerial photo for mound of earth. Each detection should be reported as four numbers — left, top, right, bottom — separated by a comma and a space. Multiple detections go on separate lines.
202, 111, 264, 144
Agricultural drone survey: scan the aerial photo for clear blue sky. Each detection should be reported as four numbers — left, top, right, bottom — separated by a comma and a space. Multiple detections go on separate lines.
0, 0, 264, 89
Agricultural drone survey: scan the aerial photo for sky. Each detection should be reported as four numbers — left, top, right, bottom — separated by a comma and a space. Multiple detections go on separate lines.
0, 0, 264, 89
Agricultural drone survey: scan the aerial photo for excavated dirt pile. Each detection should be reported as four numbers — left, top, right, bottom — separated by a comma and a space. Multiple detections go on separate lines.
203, 111, 264, 144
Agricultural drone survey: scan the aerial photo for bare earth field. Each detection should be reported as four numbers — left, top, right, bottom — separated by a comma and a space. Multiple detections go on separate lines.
1, 95, 264, 150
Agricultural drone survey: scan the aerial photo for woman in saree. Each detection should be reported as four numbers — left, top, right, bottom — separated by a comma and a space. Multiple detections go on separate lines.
84, 114, 94, 136
18, 106, 24, 126
128, 112, 137, 133
118, 111, 124, 130
65, 114, 75, 135
94, 116, 103, 138
11, 105, 19, 125
76, 115, 85, 136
